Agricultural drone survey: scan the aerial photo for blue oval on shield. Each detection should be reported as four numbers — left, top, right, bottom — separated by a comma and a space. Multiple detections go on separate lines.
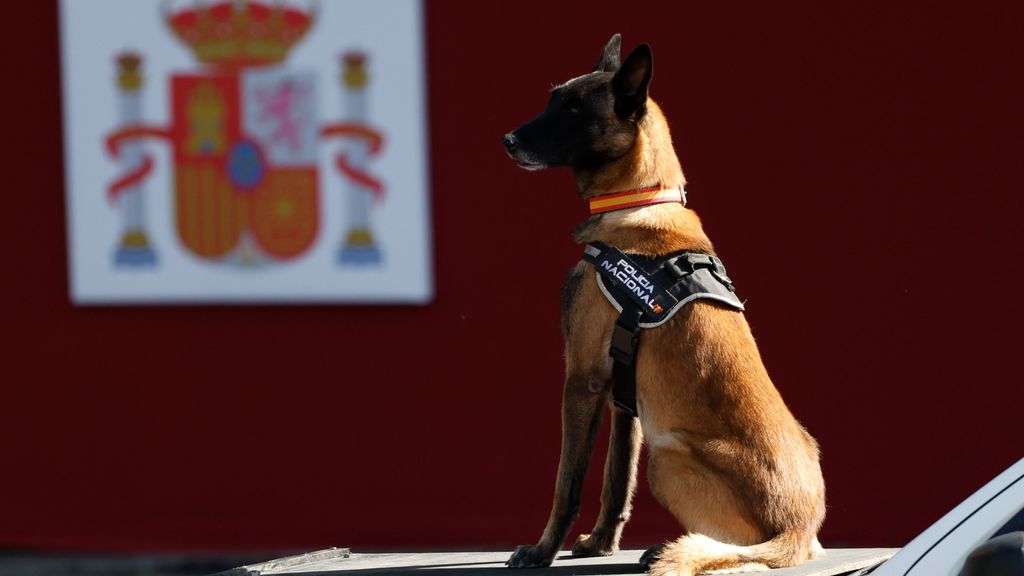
227, 140, 265, 191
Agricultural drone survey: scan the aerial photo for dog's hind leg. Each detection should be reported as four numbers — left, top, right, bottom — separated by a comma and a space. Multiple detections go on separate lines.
644, 442, 816, 576
507, 374, 607, 568
571, 405, 642, 558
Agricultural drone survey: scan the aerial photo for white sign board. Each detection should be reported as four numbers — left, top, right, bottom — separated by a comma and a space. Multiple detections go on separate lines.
60, 0, 432, 303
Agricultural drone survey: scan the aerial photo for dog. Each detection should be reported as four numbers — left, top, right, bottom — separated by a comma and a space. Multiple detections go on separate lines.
502, 34, 826, 576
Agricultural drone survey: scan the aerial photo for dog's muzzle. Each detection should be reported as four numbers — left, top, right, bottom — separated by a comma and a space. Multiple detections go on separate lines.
503, 131, 545, 170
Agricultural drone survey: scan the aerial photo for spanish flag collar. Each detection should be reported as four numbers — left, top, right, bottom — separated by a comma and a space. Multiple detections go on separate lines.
588, 184, 687, 215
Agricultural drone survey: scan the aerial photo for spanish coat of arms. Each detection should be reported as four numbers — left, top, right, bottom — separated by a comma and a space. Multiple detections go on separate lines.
61, 0, 431, 303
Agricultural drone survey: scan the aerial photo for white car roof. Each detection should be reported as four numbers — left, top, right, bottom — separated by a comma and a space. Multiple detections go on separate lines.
872, 456, 1024, 575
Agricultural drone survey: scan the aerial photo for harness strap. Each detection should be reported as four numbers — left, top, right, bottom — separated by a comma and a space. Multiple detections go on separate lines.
609, 309, 642, 414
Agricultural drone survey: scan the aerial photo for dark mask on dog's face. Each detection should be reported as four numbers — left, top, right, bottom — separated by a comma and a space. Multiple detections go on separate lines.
503, 34, 653, 172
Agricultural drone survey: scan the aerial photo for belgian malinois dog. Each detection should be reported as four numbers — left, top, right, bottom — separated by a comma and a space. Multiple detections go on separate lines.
502, 35, 826, 576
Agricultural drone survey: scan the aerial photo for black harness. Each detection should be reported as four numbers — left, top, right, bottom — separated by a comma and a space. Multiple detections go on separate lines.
581, 242, 745, 417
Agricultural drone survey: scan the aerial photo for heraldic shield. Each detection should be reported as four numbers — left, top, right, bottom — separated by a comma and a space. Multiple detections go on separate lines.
170, 69, 319, 262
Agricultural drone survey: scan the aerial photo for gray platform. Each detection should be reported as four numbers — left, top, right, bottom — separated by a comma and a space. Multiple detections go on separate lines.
219, 548, 898, 576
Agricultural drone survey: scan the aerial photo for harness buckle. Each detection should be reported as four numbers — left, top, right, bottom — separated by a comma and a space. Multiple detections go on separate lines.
609, 312, 641, 365
708, 255, 735, 291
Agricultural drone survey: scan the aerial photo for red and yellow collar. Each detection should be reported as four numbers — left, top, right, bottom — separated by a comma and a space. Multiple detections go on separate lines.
588, 184, 686, 215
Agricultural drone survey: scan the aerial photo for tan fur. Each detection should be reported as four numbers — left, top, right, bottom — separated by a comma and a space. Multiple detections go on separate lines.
562, 99, 826, 575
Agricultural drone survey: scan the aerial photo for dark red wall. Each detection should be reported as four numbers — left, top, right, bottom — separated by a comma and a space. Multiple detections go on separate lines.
3, 0, 1022, 553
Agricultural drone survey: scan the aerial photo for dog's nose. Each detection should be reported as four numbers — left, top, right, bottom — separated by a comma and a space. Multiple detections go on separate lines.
503, 133, 519, 151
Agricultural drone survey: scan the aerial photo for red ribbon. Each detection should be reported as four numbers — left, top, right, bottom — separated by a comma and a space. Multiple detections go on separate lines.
104, 126, 172, 202
104, 123, 385, 202
320, 122, 386, 200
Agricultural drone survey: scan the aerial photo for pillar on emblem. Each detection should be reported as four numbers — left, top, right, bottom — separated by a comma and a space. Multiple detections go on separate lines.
113, 53, 157, 267
338, 52, 382, 265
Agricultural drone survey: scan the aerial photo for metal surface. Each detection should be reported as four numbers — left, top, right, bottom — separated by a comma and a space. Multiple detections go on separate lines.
225, 548, 897, 576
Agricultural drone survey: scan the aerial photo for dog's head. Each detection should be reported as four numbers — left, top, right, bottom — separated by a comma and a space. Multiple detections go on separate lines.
503, 34, 653, 172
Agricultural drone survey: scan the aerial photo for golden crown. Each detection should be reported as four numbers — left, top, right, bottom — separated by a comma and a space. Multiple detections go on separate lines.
164, 0, 316, 69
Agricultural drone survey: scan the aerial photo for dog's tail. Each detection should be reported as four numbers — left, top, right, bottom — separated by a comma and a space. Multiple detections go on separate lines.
647, 528, 822, 576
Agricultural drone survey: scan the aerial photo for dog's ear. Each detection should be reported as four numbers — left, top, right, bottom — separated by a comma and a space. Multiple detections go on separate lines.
593, 33, 621, 73
612, 43, 652, 118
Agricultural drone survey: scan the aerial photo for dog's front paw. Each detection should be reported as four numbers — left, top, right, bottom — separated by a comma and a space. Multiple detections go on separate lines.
572, 532, 617, 557
506, 544, 555, 568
